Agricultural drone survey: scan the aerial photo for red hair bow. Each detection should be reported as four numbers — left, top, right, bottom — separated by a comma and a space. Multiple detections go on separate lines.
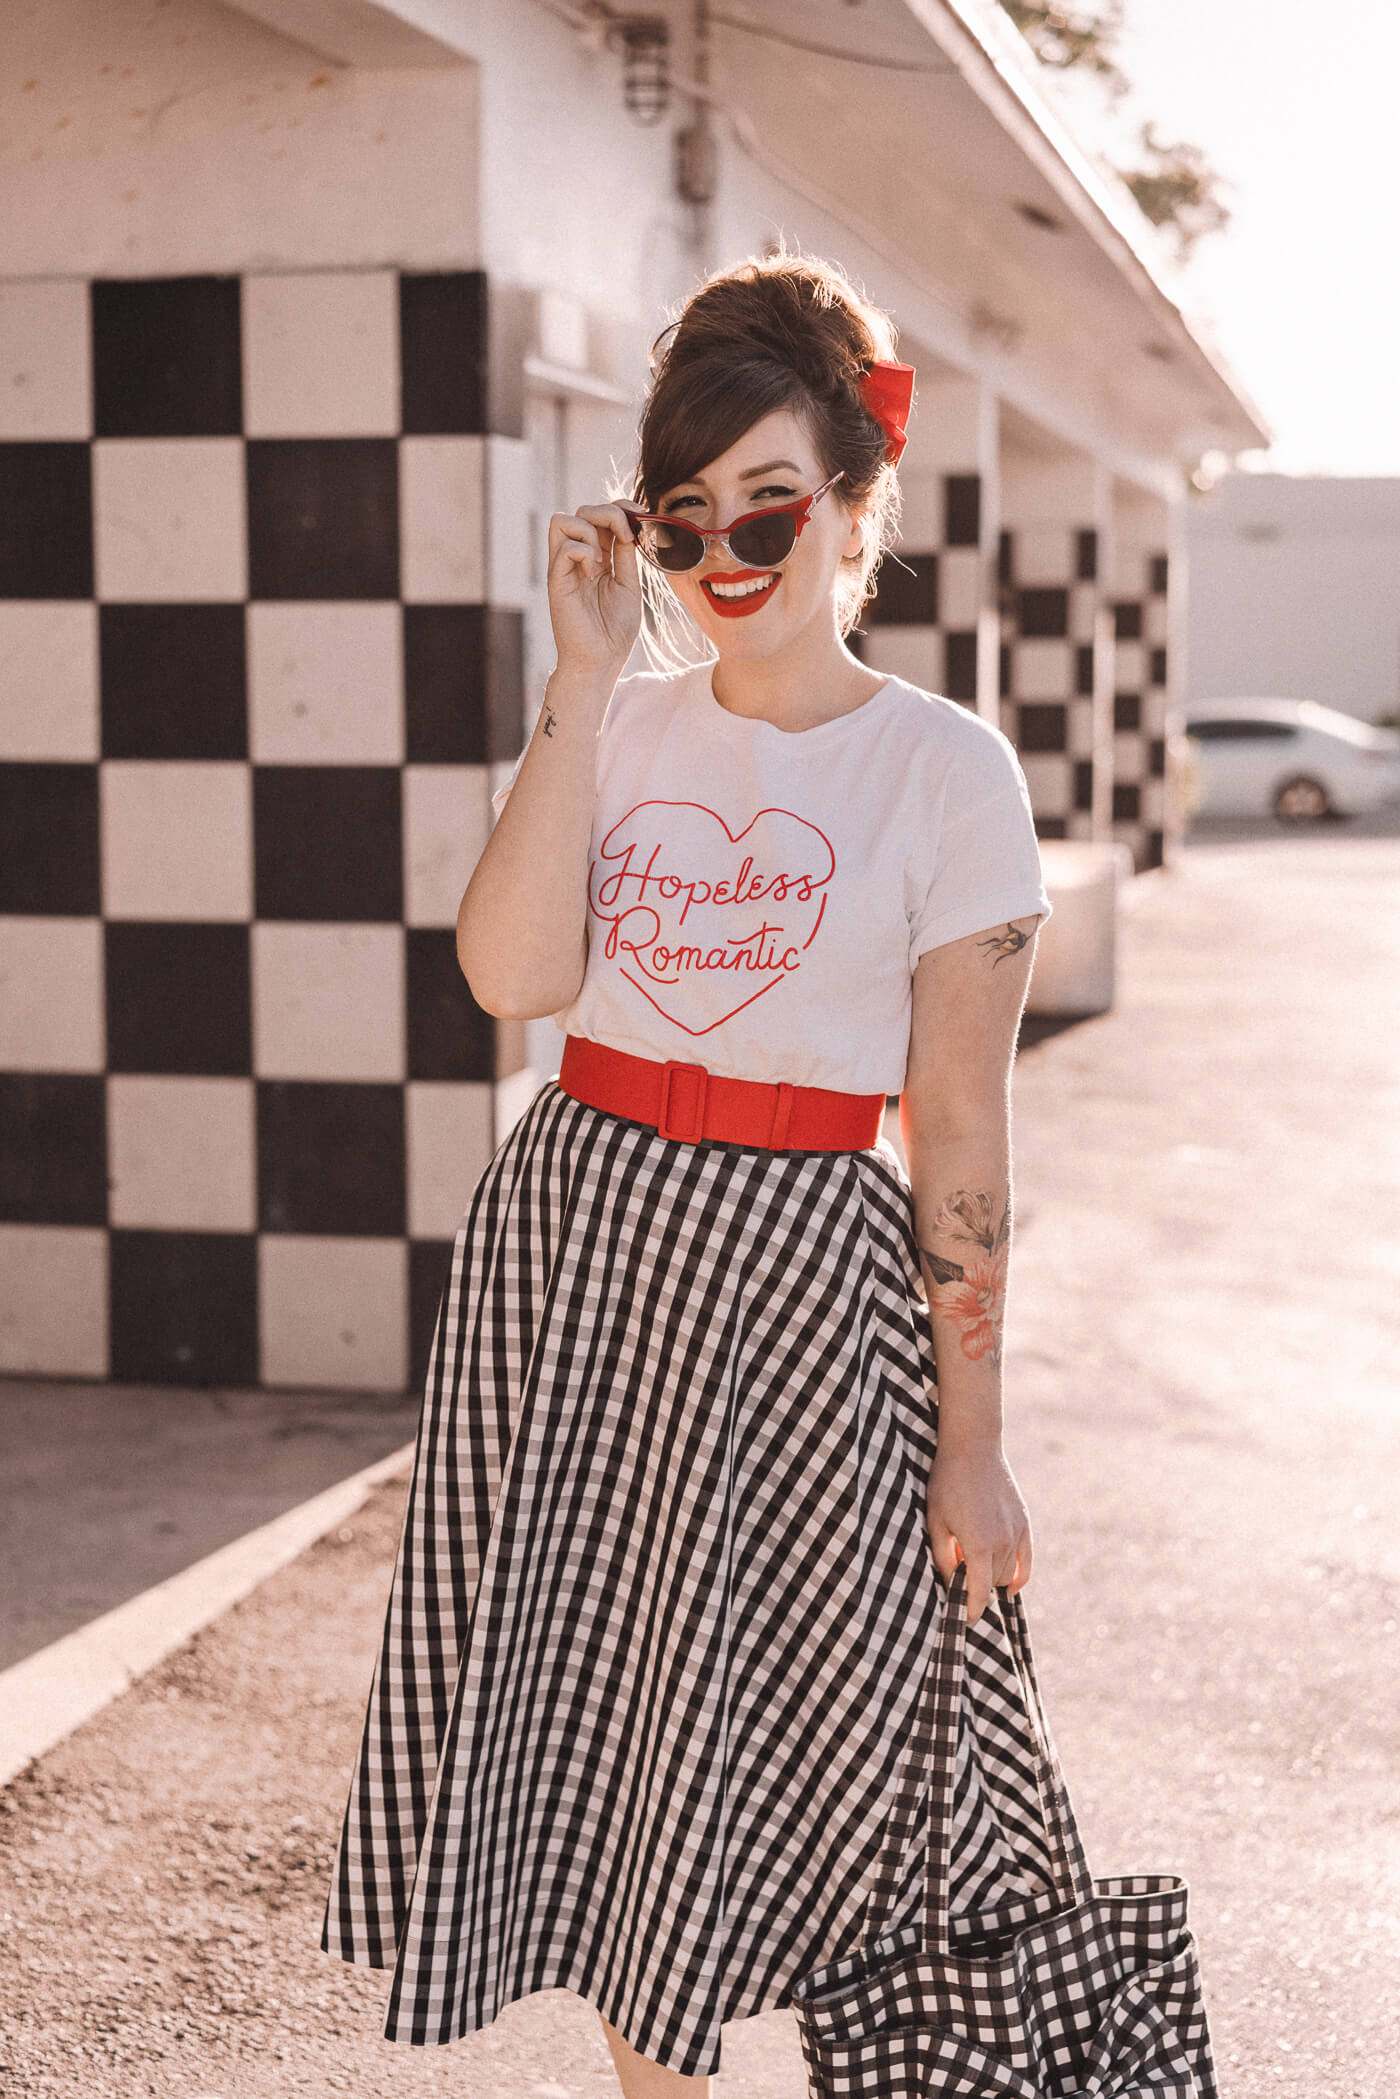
858, 360, 915, 466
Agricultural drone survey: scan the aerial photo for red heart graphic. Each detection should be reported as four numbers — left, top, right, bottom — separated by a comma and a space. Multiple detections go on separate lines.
588, 800, 836, 1036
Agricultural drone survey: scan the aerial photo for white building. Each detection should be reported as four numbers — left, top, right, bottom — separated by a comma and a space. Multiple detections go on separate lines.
1187, 473, 1400, 725
0, 0, 1267, 1393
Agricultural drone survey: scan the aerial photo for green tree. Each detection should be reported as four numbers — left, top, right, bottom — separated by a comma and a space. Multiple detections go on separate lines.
1000, 1, 1130, 92
1121, 123, 1232, 262
998, 1, 1231, 262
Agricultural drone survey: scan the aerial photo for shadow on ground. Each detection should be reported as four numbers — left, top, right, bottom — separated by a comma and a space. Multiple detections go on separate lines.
0, 1381, 418, 1670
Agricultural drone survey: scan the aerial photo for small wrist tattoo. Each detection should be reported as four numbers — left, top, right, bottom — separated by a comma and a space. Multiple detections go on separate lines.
541, 707, 558, 739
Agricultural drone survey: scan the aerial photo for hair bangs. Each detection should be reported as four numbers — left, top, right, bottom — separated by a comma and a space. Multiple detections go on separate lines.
637, 360, 816, 510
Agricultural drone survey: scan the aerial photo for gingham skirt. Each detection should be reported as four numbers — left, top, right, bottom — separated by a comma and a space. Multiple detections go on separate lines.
321, 1076, 1056, 2079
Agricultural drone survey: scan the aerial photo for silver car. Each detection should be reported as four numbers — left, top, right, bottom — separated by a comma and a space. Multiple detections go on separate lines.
1183, 697, 1400, 821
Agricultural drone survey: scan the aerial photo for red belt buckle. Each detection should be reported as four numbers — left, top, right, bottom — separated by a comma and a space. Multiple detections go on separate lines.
658, 1059, 709, 1142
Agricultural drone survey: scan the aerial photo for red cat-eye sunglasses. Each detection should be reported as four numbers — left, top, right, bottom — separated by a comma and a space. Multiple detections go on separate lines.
620, 470, 846, 575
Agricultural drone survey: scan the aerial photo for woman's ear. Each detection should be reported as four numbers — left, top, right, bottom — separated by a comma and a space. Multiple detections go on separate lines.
842, 497, 873, 563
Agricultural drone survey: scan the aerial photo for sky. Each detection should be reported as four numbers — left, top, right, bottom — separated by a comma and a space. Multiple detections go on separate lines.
1047, 0, 1400, 477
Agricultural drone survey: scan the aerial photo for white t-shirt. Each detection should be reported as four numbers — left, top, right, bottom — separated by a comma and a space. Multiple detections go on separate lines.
490, 660, 1052, 1097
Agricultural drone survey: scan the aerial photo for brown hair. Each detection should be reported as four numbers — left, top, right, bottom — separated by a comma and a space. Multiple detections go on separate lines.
633, 250, 906, 638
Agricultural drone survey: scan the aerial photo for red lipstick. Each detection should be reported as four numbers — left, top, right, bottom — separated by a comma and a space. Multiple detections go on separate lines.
700, 569, 780, 619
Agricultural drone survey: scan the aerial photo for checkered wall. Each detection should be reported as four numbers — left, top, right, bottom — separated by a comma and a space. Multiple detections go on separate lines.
855, 473, 983, 706
1110, 550, 1170, 871
995, 522, 1102, 840
0, 269, 528, 1395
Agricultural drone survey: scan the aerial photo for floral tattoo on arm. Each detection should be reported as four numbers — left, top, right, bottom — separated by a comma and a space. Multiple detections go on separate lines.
917, 1189, 1011, 1368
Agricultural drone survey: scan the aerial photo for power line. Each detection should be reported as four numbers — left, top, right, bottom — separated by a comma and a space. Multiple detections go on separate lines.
709, 10, 955, 73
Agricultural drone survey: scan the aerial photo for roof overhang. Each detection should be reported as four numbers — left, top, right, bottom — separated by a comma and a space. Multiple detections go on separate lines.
217, 0, 1270, 471
217, 0, 474, 69
905, 0, 1270, 450
704, 0, 1269, 467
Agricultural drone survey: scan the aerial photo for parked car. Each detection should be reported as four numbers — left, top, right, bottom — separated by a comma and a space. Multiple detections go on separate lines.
1183, 698, 1400, 821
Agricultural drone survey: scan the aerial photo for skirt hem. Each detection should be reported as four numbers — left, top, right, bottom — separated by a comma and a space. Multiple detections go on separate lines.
381, 1971, 799, 2078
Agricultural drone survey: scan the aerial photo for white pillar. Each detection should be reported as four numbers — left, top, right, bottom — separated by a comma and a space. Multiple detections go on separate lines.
997, 448, 1115, 845
860, 373, 999, 719
1110, 487, 1173, 870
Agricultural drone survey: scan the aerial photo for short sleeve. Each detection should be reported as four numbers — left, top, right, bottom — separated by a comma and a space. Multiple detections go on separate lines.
907, 728, 1053, 968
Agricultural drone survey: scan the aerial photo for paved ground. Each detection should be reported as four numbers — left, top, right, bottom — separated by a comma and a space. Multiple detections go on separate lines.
1, 811, 1397, 2097
0, 1384, 416, 1668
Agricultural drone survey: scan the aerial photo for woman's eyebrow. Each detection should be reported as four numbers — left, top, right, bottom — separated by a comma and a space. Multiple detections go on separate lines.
670, 459, 804, 493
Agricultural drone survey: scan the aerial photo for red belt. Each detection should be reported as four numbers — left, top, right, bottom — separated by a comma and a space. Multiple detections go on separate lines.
557, 1035, 887, 1153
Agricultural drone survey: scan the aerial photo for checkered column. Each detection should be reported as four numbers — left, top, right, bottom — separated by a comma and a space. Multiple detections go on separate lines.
858, 375, 996, 715
1110, 526, 1171, 870
997, 458, 1114, 842
0, 267, 530, 1395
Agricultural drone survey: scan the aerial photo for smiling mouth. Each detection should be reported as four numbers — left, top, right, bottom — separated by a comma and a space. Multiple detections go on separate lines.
701, 572, 779, 617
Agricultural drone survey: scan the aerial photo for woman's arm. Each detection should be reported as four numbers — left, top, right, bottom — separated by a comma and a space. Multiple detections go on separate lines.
456, 502, 641, 1020
456, 661, 613, 1019
900, 913, 1042, 1623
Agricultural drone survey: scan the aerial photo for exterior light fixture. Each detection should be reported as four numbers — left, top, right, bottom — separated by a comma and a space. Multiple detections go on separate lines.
614, 15, 670, 123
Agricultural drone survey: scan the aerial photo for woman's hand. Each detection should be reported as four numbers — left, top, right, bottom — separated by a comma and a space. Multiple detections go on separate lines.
925, 1438, 1032, 1625
547, 502, 643, 677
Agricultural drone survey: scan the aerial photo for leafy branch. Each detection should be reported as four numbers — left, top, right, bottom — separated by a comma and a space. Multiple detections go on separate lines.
1000, 0, 1130, 93
998, 2, 1231, 262
1121, 122, 1232, 263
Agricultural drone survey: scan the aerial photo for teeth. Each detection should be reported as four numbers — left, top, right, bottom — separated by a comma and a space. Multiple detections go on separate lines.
708, 575, 775, 599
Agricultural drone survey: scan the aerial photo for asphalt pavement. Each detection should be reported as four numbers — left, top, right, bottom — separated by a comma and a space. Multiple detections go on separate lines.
0, 809, 1396, 2098
0, 1383, 417, 1670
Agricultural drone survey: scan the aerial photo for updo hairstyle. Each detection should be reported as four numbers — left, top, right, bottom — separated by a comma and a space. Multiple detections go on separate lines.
633, 251, 905, 641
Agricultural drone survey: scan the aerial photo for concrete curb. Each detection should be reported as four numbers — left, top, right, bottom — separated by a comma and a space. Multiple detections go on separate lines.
0, 1440, 415, 1790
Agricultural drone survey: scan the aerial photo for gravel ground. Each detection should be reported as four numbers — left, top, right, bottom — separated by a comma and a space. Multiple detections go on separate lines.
1, 819, 1396, 2098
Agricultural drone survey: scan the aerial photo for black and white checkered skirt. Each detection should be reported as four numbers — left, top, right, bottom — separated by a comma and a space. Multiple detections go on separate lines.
321, 1077, 1056, 2079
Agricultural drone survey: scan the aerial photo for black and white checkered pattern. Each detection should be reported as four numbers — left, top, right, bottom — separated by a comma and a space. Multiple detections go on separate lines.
321, 1079, 1059, 2079
857, 472, 984, 708
1111, 550, 1170, 872
996, 523, 1102, 843
791, 1564, 1218, 2096
0, 267, 529, 1393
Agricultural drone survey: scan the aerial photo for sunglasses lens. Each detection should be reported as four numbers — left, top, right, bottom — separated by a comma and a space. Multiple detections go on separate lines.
637, 518, 705, 573
729, 510, 799, 568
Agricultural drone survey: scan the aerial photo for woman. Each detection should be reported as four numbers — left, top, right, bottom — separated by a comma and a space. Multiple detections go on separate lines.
322, 253, 1054, 2098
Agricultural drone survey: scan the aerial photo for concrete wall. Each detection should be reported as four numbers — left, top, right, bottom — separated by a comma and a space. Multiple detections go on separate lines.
0, 0, 519, 1396
1186, 474, 1400, 725
0, 0, 480, 277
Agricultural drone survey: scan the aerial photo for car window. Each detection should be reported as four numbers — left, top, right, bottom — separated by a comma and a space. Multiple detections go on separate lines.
1186, 719, 1299, 741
